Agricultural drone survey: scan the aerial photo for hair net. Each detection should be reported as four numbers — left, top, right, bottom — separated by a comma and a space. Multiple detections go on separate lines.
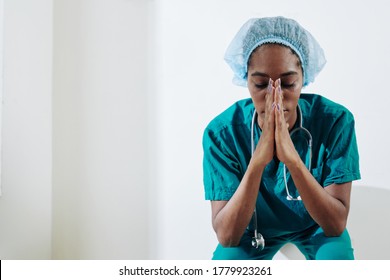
224, 16, 326, 87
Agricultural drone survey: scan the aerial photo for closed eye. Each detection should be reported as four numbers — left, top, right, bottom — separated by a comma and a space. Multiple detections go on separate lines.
282, 83, 295, 89
254, 84, 268, 89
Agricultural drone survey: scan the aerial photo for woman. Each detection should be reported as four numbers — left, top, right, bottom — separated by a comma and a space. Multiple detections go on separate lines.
202, 16, 360, 260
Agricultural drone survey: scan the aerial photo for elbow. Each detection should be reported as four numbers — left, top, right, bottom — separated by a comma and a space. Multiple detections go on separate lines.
219, 239, 241, 248
216, 231, 241, 247
323, 220, 347, 237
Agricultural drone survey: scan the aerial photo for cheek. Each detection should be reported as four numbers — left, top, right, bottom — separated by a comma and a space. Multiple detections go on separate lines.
251, 93, 266, 103
282, 88, 300, 102
249, 88, 267, 104
250, 91, 269, 109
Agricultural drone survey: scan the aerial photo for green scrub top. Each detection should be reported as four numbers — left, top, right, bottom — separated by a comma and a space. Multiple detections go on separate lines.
203, 94, 361, 238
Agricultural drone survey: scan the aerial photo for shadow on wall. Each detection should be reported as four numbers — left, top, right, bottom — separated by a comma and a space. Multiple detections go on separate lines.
278, 185, 390, 260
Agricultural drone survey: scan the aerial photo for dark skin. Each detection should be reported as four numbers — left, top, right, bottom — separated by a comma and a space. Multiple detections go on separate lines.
211, 44, 352, 247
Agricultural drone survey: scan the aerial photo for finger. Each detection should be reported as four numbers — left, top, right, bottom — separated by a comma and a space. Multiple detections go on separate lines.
264, 81, 276, 135
275, 79, 288, 125
265, 79, 275, 119
275, 78, 283, 113
273, 79, 281, 124
259, 78, 274, 129
274, 98, 282, 131
265, 78, 274, 111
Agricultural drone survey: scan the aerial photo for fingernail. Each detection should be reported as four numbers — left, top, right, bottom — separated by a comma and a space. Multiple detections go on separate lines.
277, 79, 282, 94
267, 78, 273, 93
276, 104, 280, 111
271, 102, 276, 110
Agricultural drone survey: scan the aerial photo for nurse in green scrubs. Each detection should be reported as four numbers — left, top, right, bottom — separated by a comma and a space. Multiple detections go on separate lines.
202, 17, 361, 260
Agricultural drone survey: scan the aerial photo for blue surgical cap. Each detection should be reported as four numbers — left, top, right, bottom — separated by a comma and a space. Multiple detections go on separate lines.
224, 16, 326, 87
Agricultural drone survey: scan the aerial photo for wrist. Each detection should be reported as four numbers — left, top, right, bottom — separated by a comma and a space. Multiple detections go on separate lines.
248, 156, 268, 172
284, 153, 304, 172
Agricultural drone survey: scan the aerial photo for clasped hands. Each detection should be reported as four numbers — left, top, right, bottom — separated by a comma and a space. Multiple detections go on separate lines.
253, 78, 299, 168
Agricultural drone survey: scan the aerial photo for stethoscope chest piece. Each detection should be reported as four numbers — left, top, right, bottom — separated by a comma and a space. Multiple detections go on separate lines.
252, 232, 265, 250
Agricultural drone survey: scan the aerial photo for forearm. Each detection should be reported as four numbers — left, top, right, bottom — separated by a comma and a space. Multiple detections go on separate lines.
287, 158, 349, 236
212, 84, 275, 247
213, 161, 265, 247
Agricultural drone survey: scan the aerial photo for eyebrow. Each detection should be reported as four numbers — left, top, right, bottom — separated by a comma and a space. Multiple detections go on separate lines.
251, 71, 299, 77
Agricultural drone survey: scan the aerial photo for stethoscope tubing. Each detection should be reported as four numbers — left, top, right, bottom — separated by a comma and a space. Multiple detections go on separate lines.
250, 103, 313, 249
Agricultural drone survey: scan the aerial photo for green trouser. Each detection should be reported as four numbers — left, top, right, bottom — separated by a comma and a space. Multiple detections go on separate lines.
212, 225, 354, 260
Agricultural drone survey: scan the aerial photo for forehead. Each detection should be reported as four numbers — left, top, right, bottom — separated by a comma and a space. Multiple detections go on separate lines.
248, 44, 302, 76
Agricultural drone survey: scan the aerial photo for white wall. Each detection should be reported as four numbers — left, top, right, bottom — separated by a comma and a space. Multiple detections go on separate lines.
154, 0, 390, 259
0, 0, 52, 259
0, 0, 152, 260
52, 0, 151, 259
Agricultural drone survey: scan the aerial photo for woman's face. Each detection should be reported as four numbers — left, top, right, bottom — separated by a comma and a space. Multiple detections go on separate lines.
247, 44, 303, 129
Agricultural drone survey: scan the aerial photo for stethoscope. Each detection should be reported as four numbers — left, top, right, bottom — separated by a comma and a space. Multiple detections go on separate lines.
250, 103, 313, 250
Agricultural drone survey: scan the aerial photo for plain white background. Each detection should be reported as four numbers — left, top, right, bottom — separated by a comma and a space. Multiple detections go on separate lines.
0, 0, 389, 259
